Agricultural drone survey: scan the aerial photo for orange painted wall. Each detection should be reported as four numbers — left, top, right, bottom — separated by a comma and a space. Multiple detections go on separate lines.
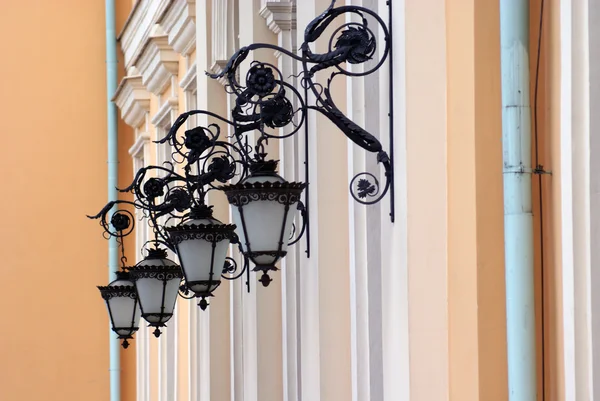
0, 1, 134, 400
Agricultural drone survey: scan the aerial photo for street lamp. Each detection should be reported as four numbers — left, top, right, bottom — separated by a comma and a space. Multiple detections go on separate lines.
166, 204, 237, 310
129, 247, 182, 337
98, 271, 140, 349
90, 0, 394, 348
222, 159, 305, 286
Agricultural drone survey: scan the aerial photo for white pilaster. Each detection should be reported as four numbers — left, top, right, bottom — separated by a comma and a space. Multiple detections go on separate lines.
296, 1, 352, 400
195, 2, 233, 401
382, 0, 410, 400
570, 0, 593, 398
560, 0, 576, 399
345, 3, 370, 400
237, 1, 282, 400
261, 3, 299, 401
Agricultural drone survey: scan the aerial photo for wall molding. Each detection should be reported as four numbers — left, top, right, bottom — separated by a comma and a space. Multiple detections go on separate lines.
129, 132, 152, 158
208, 61, 230, 87
162, 0, 197, 56
260, 2, 296, 34
113, 75, 151, 129
137, 28, 179, 96
120, 0, 173, 68
152, 97, 179, 130
180, 62, 197, 93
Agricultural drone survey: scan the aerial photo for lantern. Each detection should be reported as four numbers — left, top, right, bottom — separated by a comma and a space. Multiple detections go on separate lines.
221, 160, 305, 286
129, 248, 182, 337
166, 205, 236, 310
98, 271, 141, 348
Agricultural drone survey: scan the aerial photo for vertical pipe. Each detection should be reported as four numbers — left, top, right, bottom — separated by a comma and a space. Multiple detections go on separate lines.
500, 1, 536, 400
105, 0, 120, 400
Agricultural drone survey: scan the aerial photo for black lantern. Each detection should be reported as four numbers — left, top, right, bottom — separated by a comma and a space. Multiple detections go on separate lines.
90, 0, 395, 339
221, 160, 306, 286
166, 204, 237, 310
129, 248, 182, 337
98, 271, 141, 349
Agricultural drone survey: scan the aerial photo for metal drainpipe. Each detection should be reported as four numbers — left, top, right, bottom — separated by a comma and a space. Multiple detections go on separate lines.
105, 0, 120, 400
500, 1, 536, 400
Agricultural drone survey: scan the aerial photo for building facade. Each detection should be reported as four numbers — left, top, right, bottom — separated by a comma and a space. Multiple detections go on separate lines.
109, 0, 600, 400
1, 0, 597, 400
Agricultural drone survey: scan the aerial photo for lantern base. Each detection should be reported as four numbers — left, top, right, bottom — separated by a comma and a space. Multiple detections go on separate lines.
259, 272, 273, 287
142, 313, 171, 338
199, 297, 209, 310
114, 332, 135, 349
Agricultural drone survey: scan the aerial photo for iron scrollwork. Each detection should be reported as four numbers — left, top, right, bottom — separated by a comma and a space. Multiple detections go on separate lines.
90, 0, 393, 326
207, 0, 394, 217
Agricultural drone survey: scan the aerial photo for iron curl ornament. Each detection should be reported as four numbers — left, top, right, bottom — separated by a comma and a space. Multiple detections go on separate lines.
207, 0, 394, 221
89, 0, 394, 348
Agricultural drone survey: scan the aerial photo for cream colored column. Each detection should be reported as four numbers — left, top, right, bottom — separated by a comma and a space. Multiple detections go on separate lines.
194, 1, 232, 400
346, 1, 387, 400
296, 1, 352, 400
260, 2, 300, 401
446, 0, 507, 400
236, 1, 284, 401
587, 0, 600, 398
346, 19, 370, 401
380, 0, 410, 400
558, 0, 597, 397
570, 0, 593, 399
404, 0, 449, 400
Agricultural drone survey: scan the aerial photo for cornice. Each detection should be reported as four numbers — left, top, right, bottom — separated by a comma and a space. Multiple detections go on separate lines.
151, 97, 179, 129
113, 75, 151, 129
180, 62, 197, 92
119, 0, 173, 68
162, 0, 196, 56
129, 132, 152, 158
137, 33, 179, 96
209, 60, 230, 87
260, 2, 296, 34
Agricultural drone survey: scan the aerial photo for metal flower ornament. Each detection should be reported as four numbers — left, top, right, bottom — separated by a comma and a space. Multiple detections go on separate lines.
91, 0, 394, 348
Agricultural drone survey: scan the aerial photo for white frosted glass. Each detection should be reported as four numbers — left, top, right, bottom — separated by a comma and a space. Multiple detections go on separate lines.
175, 218, 230, 295
107, 295, 141, 335
132, 253, 180, 324
231, 173, 298, 265
136, 276, 180, 324
178, 239, 229, 289
104, 277, 141, 336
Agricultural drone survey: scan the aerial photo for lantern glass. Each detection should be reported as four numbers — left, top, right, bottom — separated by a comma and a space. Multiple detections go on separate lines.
166, 206, 236, 302
98, 271, 141, 347
176, 218, 229, 293
129, 249, 182, 326
222, 162, 305, 272
231, 175, 296, 266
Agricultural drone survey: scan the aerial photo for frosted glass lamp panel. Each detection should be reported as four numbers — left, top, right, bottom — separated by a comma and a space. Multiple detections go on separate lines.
232, 200, 296, 265
234, 174, 298, 263
175, 218, 229, 292
107, 296, 140, 336
136, 277, 180, 324
178, 238, 229, 292
162, 278, 181, 318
